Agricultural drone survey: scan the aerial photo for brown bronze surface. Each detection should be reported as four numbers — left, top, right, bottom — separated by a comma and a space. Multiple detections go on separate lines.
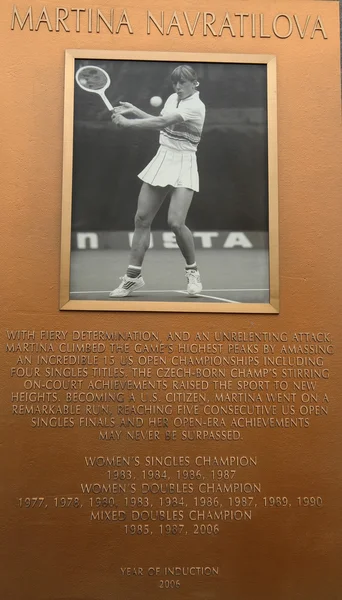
1, 1, 342, 599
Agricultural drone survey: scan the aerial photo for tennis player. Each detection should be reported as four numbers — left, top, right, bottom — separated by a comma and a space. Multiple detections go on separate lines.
109, 65, 206, 298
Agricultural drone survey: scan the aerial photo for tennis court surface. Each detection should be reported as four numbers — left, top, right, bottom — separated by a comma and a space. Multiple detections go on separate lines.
70, 249, 269, 304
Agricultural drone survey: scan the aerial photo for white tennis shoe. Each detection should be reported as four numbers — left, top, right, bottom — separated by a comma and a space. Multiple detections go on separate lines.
109, 275, 145, 298
185, 269, 202, 296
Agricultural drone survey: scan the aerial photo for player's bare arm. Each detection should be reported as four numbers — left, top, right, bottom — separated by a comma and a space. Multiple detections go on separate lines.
112, 101, 153, 119
112, 112, 183, 130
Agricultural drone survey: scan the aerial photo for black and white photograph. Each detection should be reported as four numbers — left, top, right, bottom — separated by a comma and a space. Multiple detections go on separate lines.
60, 50, 278, 313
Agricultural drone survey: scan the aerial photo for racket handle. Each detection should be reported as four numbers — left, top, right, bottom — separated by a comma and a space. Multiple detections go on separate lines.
100, 92, 113, 111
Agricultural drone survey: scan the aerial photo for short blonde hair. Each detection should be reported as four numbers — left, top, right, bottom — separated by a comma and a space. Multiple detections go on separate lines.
170, 65, 198, 85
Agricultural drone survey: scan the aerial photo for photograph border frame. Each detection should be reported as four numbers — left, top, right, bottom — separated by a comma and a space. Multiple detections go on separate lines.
60, 49, 279, 314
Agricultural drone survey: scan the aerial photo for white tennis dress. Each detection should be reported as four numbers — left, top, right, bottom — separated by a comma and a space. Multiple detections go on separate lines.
138, 91, 206, 192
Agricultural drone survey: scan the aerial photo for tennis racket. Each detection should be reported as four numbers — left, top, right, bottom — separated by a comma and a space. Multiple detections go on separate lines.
75, 65, 113, 110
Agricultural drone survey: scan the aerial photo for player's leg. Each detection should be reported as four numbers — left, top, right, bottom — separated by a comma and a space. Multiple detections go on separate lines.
109, 183, 167, 298
129, 183, 167, 266
167, 187, 203, 296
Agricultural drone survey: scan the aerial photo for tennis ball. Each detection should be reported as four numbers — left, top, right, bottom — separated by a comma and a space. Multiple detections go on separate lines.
150, 96, 163, 108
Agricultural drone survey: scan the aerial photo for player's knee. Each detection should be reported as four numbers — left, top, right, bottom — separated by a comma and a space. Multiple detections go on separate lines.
135, 213, 153, 229
168, 217, 184, 234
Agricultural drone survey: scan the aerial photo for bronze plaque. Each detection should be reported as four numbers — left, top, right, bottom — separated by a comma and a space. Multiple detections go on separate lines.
1, 1, 342, 599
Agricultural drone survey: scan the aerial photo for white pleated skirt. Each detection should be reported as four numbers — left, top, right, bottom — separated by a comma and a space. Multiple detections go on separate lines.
138, 146, 199, 192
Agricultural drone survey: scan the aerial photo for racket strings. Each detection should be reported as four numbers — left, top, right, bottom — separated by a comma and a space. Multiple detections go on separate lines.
77, 67, 108, 90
